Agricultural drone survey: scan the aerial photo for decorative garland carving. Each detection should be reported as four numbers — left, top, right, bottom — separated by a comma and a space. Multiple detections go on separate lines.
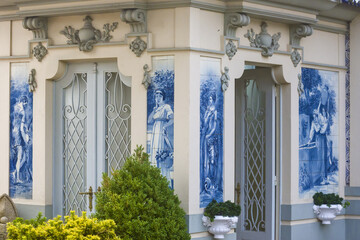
28, 69, 37, 92
23, 17, 48, 39
225, 40, 237, 60
224, 13, 250, 37
32, 42, 48, 62
60, 16, 118, 52
142, 64, 152, 90
130, 37, 147, 57
290, 24, 313, 47
297, 73, 304, 97
244, 22, 281, 57
221, 67, 230, 92
291, 49, 301, 67
120, 9, 147, 33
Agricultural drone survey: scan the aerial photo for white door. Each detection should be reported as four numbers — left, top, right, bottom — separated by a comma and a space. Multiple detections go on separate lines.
235, 68, 276, 240
53, 62, 131, 216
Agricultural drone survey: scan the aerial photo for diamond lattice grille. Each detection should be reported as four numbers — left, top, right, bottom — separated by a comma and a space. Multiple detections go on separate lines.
244, 80, 266, 232
105, 72, 131, 173
63, 73, 87, 216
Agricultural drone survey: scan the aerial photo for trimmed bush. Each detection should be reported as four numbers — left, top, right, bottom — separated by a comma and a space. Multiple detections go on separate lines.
7, 211, 120, 240
95, 146, 191, 240
204, 199, 241, 222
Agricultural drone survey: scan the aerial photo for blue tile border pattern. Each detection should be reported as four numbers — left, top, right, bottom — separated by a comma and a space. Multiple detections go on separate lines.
345, 23, 350, 185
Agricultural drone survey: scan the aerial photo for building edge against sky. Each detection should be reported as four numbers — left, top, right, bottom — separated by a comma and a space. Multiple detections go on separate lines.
0, 0, 359, 239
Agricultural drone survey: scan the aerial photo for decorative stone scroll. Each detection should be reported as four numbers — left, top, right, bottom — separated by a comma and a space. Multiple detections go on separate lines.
225, 40, 237, 60
0, 194, 18, 240
121, 9, 147, 33
32, 42, 48, 62
290, 24, 313, 47
60, 16, 118, 52
224, 13, 250, 37
244, 21, 281, 57
23, 17, 48, 39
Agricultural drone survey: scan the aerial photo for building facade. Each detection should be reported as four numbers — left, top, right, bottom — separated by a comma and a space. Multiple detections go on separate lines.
0, 0, 359, 239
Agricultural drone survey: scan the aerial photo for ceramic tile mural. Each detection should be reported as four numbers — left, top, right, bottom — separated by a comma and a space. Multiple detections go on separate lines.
200, 57, 223, 208
299, 68, 339, 199
345, 25, 350, 185
9, 63, 33, 199
147, 56, 174, 189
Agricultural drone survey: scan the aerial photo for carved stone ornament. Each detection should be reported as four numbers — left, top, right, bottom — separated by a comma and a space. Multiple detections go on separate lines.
244, 22, 281, 57
225, 40, 237, 60
23, 17, 48, 39
297, 73, 304, 97
121, 9, 147, 33
60, 16, 118, 52
130, 37, 147, 57
290, 24, 313, 47
221, 67, 230, 92
0, 193, 18, 240
142, 64, 152, 89
32, 42, 48, 62
28, 69, 37, 92
224, 13, 250, 37
291, 48, 301, 67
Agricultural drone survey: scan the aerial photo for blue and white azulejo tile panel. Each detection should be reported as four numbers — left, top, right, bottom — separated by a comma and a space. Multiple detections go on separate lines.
147, 56, 175, 189
9, 62, 33, 199
299, 68, 339, 199
200, 57, 223, 208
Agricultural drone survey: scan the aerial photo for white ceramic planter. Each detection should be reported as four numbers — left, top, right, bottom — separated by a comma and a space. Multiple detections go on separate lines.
202, 215, 238, 239
313, 204, 342, 224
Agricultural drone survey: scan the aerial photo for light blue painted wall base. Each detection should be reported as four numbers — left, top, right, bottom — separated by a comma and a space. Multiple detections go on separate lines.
192, 233, 236, 240
15, 203, 53, 219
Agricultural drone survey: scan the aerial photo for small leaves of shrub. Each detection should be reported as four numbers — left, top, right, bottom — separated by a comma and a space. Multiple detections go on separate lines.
204, 199, 241, 222
6, 211, 120, 240
313, 192, 350, 208
95, 146, 190, 240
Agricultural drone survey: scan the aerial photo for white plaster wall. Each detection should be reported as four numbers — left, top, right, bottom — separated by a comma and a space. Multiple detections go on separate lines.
302, 30, 345, 66
0, 21, 11, 56
199, 10, 223, 51
148, 9, 175, 48
350, 15, 360, 186
11, 20, 32, 56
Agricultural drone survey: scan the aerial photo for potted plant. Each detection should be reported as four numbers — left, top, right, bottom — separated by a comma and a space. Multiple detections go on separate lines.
202, 199, 241, 239
312, 192, 350, 224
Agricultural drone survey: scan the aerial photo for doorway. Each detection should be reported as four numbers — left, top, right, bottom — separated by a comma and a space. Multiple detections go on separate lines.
53, 61, 131, 216
235, 67, 279, 240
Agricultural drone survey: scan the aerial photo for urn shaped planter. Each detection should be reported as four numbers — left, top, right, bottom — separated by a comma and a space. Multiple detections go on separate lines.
202, 215, 238, 239
313, 204, 342, 224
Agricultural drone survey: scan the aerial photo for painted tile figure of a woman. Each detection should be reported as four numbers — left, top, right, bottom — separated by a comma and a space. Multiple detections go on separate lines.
202, 92, 218, 193
148, 89, 174, 187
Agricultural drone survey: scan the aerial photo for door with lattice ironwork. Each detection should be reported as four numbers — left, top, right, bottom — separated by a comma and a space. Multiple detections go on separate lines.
53, 62, 131, 216
235, 68, 276, 240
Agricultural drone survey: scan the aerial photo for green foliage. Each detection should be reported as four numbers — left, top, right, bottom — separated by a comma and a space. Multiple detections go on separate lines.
313, 192, 350, 208
95, 146, 190, 240
204, 199, 241, 222
7, 211, 120, 240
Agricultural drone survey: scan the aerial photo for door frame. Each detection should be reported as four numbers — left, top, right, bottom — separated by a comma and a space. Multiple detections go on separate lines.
235, 67, 282, 240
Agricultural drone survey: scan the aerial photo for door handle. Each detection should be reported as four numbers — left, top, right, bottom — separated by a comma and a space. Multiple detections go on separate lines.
235, 182, 241, 205
79, 186, 101, 212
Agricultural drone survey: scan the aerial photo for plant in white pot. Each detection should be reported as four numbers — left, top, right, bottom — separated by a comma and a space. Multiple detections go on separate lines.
312, 192, 350, 224
202, 199, 241, 239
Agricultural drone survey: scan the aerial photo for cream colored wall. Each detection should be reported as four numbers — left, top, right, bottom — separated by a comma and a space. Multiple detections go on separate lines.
350, 15, 360, 187
12, 20, 33, 56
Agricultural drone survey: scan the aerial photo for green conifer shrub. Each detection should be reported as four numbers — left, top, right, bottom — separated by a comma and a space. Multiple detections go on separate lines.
6, 211, 120, 240
95, 146, 191, 240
